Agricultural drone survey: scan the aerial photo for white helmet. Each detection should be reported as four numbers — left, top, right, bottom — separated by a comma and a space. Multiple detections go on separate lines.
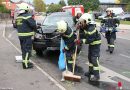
57, 20, 67, 33
19, 3, 29, 11
79, 13, 95, 24
106, 8, 112, 12
18, 3, 29, 14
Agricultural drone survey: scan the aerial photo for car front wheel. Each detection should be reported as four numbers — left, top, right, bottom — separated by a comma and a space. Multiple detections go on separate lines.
35, 49, 43, 56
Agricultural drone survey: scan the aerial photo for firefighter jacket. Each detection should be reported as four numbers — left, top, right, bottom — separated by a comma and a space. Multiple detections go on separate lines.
101, 15, 120, 32
62, 26, 76, 50
16, 13, 36, 38
82, 24, 101, 45
73, 16, 80, 25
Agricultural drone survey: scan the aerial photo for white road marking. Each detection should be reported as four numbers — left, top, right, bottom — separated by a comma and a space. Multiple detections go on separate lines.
85, 61, 130, 83
120, 54, 130, 59
3, 24, 66, 90
8, 30, 16, 38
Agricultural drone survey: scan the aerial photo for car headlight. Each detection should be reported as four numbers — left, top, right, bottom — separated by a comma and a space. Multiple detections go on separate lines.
35, 33, 43, 39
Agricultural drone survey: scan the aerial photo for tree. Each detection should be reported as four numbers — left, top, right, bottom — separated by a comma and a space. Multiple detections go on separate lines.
0, 0, 4, 4
126, 2, 130, 11
68, 0, 100, 11
0, 4, 10, 13
115, 0, 121, 4
47, 4, 62, 13
59, 0, 66, 6
33, 0, 46, 12
121, 0, 129, 3
68, 0, 79, 5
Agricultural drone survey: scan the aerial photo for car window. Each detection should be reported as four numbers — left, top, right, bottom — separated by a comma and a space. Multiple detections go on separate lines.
43, 15, 74, 27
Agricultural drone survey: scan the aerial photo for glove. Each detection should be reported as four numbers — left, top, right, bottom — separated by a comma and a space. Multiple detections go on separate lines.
75, 40, 81, 45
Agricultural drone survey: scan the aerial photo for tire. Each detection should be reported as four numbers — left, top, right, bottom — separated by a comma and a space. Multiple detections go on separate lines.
35, 49, 43, 56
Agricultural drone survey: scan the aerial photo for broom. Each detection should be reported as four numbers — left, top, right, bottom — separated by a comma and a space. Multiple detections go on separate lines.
64, 30, 81, 82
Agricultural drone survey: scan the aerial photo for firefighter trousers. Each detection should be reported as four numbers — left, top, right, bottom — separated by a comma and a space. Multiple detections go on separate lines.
66, 47, 75, 72
105, 31, 116, 52
88, 44, 101, 78
19, 37, 32, 67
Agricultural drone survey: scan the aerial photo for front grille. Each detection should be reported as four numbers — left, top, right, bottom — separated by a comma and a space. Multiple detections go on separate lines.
44, 33, 61, 40
45, 34, 54, 38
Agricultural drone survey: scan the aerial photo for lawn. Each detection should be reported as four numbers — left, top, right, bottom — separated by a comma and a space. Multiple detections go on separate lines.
95, 19, 130, 25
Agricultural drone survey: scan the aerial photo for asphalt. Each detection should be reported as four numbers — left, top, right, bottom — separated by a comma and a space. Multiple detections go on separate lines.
0, 20, 130, 90
0, 21, 63, 90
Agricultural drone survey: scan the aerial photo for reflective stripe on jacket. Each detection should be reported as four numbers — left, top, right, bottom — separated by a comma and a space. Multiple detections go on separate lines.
82, 24, 101, 45
16, 13, 36, 37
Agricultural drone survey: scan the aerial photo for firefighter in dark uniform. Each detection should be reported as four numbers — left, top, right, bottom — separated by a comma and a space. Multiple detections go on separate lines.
16, 4, 37, 69
57, 20, 76, 72
101, 9, 120, 54
76, 13, 101, 81
73, 12, 82, 25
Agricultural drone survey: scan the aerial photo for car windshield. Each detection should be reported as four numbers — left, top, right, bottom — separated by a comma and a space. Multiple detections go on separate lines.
43, 15, 74, 27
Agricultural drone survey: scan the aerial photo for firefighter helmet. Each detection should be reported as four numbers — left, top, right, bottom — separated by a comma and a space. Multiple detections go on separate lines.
79, 13, 94, 24
18, 3, 29, 14
19, 3, 29, 11
106, 8, 112, 12
57, 20, 67, 33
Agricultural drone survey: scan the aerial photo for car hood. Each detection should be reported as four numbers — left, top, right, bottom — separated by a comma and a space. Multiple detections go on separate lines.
40, 25, 57, 33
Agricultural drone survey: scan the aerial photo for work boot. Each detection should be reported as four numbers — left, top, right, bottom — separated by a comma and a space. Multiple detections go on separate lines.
84, 72, 92, 77
90, 75, 100, 81
22, 62, 33, 69
109, 48, 114, 54
110, 51, 113, 54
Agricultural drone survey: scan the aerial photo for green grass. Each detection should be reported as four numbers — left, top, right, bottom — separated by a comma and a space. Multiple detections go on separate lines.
95, 19, 130, 25
120, 20, 130, 25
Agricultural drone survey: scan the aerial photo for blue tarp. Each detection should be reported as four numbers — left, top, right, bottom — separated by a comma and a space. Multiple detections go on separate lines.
58, 38, 66, 71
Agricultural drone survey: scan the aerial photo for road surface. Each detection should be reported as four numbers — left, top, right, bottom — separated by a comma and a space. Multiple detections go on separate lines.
0, 20, 130, 90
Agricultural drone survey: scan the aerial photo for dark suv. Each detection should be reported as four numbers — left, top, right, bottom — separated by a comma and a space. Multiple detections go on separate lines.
33, 12, 76, 55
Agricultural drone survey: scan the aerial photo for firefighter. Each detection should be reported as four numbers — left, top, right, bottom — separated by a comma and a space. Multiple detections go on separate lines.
76, 13, 101, 81
57, 20, 76, 72
101, 9, 120, 54
73, 11, 82, 25
16, 3, 37, 69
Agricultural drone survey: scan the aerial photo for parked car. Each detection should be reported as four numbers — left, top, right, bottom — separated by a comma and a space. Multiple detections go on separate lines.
98, 13, 106, 20
125, 17, 130, 21
33, 12, 80, 55
117, 13, 130, 21
106, 7, 124, 15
